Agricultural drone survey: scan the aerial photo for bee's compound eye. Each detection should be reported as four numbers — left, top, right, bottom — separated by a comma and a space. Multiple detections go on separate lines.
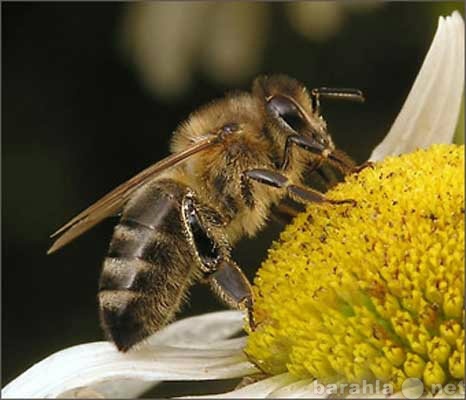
267, 96, 305, 132
267, 96, 297, 118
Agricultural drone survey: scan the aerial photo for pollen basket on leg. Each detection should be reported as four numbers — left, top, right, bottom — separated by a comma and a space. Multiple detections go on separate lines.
183, 196, 222, 270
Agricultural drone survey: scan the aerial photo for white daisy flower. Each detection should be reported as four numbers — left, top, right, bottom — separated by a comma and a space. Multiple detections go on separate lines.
3, 11, 464, 400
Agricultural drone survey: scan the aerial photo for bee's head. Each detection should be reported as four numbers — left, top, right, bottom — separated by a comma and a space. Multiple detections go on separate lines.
252, 75, 335, 153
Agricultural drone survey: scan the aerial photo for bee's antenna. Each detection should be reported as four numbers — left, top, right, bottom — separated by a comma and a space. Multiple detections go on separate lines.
311, 87, 365, 114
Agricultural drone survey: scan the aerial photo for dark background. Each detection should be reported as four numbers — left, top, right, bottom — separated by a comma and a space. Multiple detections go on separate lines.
3, 1, 463, 387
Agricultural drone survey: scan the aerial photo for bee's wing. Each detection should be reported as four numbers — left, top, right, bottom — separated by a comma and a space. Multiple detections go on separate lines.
48, 137, 218, 254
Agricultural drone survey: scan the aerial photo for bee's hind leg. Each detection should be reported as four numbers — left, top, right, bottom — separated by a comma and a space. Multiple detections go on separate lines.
207, 259, 256, 331
182, 194, 255, 330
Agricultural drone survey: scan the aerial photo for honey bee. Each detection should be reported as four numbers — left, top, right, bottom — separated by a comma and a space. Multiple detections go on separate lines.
48, 75, 364, 351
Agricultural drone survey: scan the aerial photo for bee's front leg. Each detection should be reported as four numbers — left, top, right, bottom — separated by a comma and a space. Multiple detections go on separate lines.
281, 134, 357, 174
281, 134, 372, 177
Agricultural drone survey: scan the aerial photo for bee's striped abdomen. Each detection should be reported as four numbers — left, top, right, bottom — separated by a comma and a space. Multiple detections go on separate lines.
98, 179, 196, 351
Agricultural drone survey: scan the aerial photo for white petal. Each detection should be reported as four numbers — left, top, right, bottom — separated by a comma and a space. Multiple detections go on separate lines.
269, 379, 326, 398
370, 11, 464, 161
2, 311, 256, 399
180, 373, 298, 399
146, 310, 244, 347
96, 310, 245, 398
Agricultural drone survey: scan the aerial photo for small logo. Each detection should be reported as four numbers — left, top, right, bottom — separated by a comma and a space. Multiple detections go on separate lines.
401, 378, 424, 399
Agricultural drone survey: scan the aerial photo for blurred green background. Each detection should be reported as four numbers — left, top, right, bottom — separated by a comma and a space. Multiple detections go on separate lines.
3, 1, 464, 388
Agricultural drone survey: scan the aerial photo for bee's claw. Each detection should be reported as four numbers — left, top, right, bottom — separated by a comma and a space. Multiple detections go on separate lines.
352, 161, 375, 173
334, 198, 357, 206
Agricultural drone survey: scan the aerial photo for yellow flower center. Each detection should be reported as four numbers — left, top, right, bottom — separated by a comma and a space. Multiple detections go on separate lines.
245, 144, 464, 393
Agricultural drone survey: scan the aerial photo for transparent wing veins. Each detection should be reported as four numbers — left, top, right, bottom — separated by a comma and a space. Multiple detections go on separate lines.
48, 137, 217, 254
